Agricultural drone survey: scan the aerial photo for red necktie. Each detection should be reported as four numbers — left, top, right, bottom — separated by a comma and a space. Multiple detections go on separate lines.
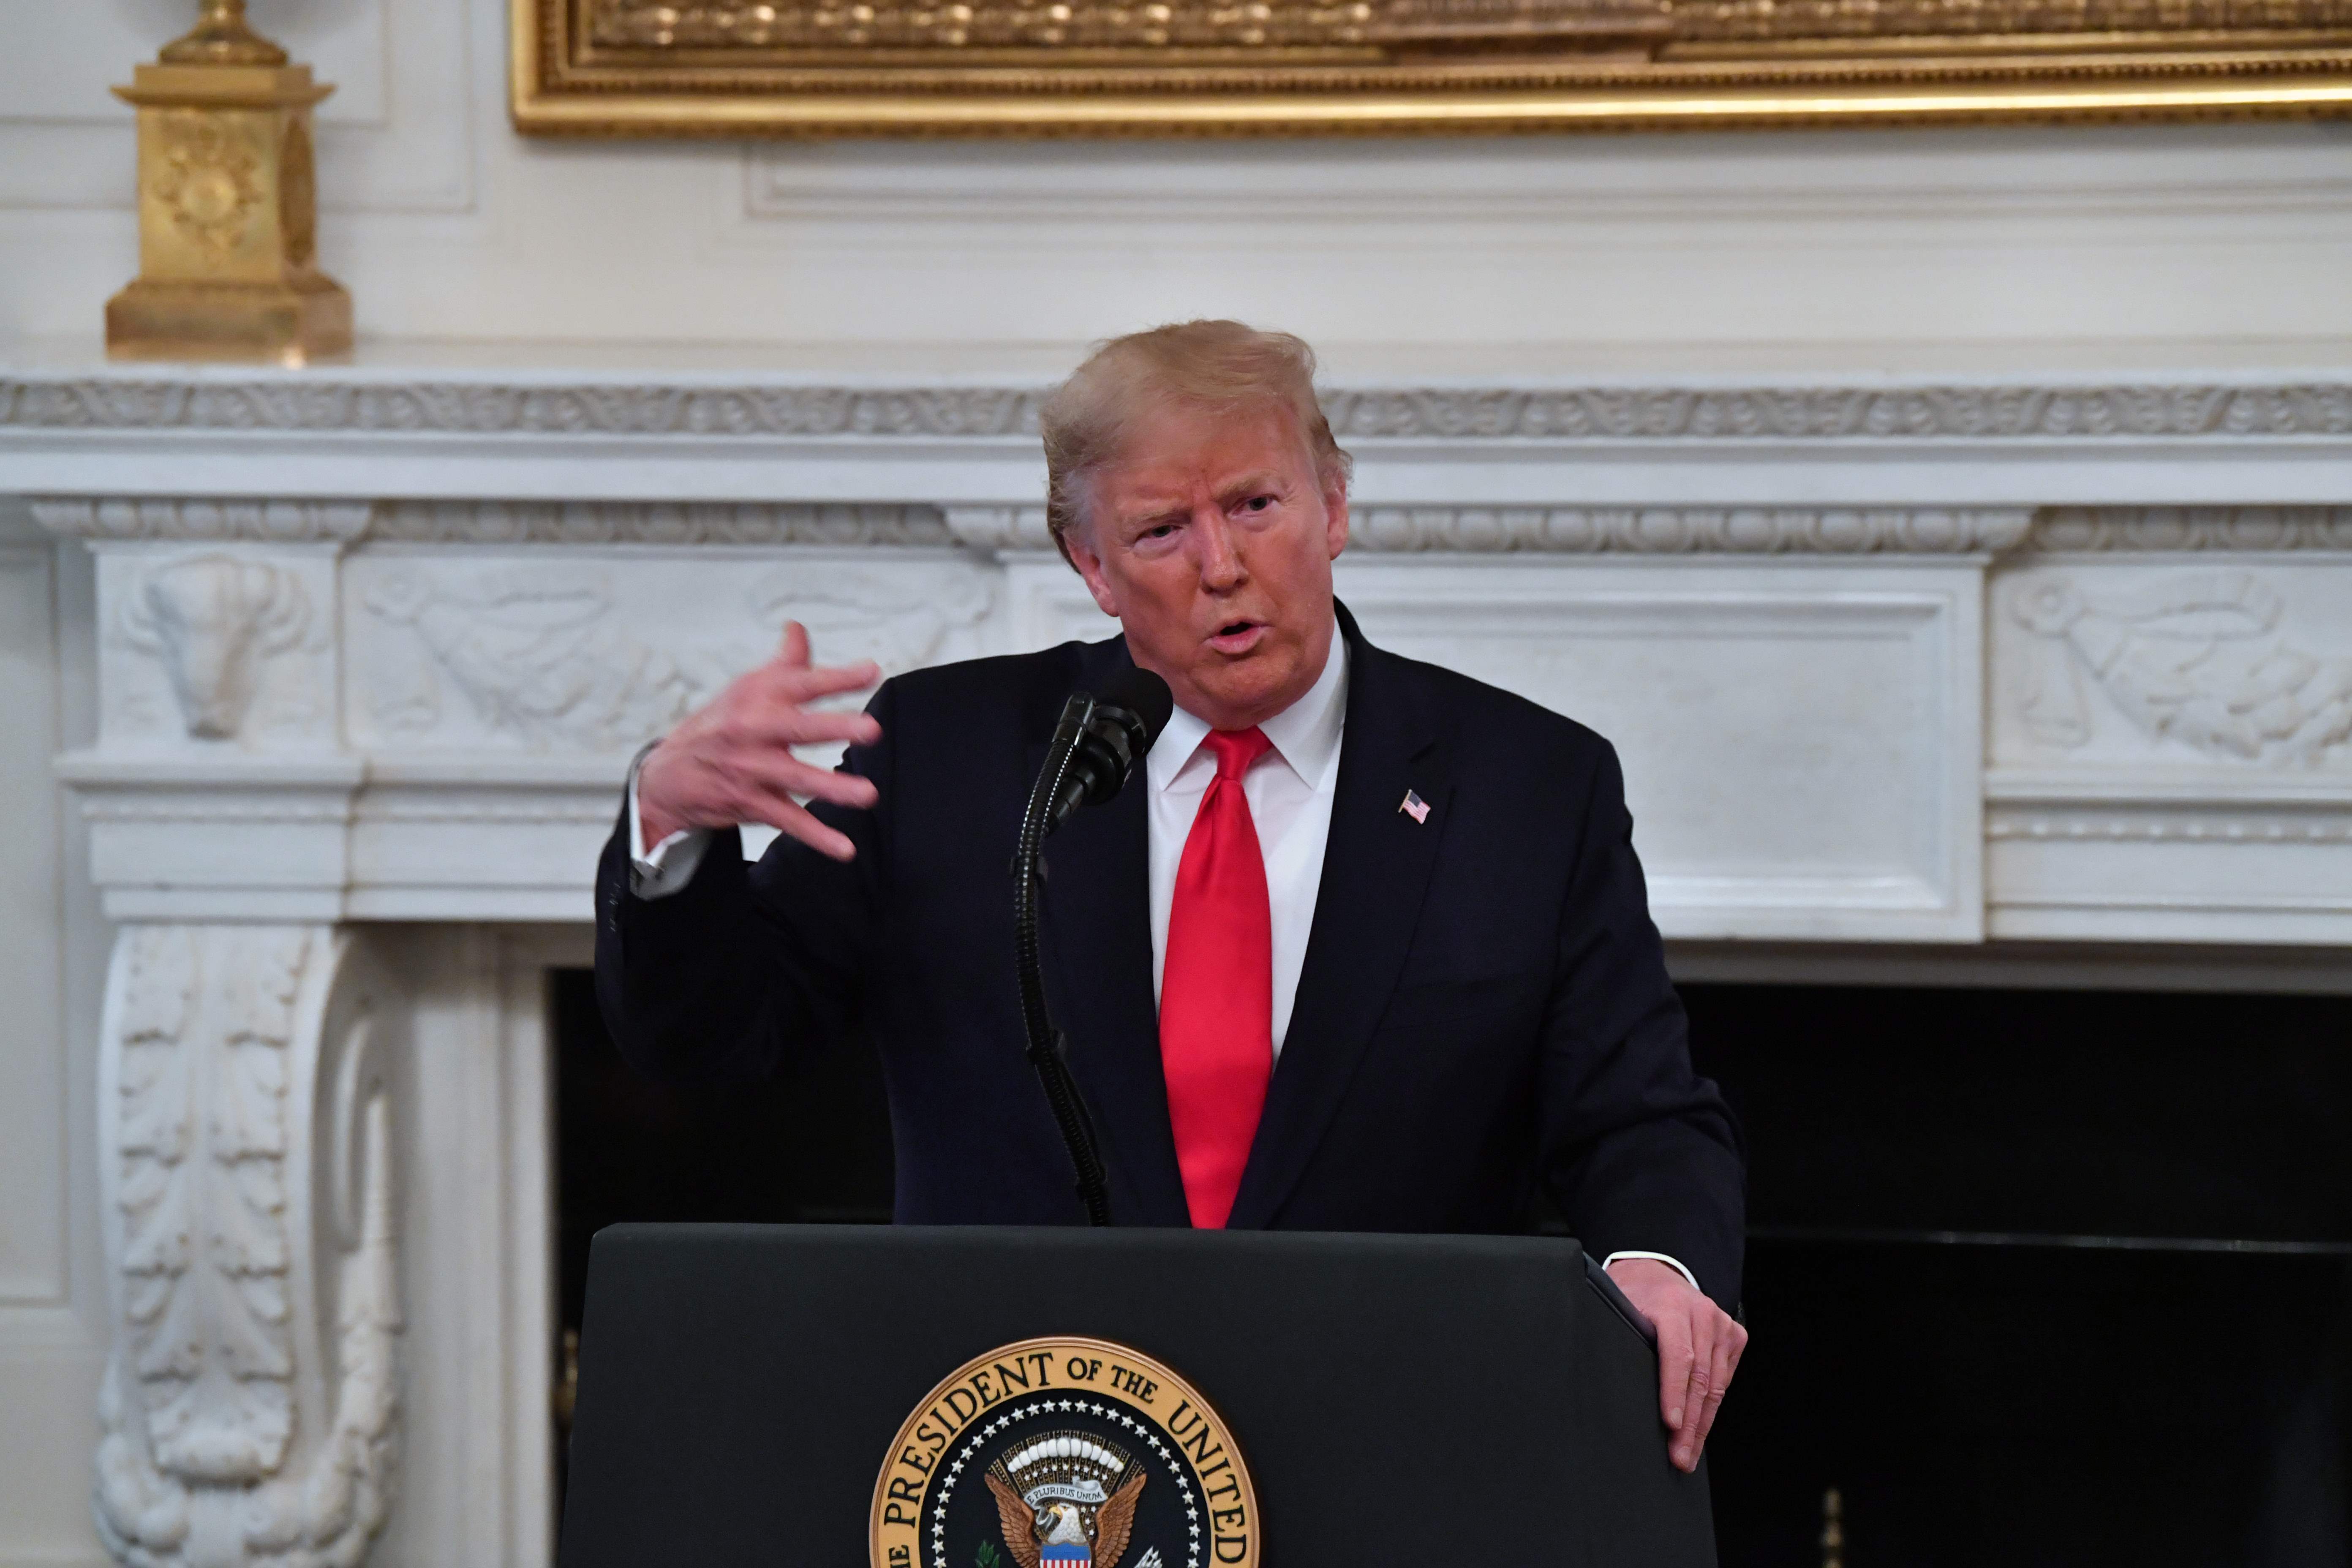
1160, 727, 1275, 1230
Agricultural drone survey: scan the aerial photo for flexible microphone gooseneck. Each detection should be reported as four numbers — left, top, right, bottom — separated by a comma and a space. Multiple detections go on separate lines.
1013, 667, 1174, 1226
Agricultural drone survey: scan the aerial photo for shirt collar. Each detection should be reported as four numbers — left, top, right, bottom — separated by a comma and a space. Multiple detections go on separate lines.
1148, 618, 1350, 795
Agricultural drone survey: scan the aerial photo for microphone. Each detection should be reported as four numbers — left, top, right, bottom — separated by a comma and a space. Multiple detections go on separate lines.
1011, 664, 1172, 1227
1043, 667, 1175, 831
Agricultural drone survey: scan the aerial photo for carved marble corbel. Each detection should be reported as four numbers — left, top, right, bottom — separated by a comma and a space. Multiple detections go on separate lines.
94, 924, 403, 1568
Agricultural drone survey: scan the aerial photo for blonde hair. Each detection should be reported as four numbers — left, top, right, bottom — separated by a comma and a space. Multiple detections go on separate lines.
1039, 320, 1352, 563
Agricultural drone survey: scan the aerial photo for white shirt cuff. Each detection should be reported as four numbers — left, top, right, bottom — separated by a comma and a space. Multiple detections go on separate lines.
1601, 1251, 1702, 1296
627, 746, 713, 900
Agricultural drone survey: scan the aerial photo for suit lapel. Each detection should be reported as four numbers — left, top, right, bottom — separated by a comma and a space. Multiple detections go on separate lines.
1225, 609, 1454, 1230
1036, 636, 1193, 1227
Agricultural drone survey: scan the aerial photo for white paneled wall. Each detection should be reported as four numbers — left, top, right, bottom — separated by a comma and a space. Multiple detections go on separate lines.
4, 2, 2352, 351
0, 506, 109, 1568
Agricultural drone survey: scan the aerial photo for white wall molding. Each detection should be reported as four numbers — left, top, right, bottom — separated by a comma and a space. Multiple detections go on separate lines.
35, 495, 2352, 564
942, 506, 1055, 552
1986, 842, 2352, 942
2027, 506, 2352, 553
12, 372, 2352, 445
13, 355, 2352, 510
1348, 507, 2032, 555
371, 501, 952, 548
32, 501, 376, 546
0, 534, 67, 1309
741, 133, 2352, 232
0, 378, 1049, 441
34, 498, 2043, 555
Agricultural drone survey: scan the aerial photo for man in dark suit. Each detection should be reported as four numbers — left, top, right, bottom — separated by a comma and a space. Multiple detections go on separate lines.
596, 321, 1748, 1473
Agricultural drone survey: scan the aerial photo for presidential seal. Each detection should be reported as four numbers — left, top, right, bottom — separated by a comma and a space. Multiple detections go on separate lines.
871, 1337, 1259, 1568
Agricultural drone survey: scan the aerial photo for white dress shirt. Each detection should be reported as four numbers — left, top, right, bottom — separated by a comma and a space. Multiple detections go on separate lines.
623, 626, 1695, 1293
1149, 624, 1348, 1059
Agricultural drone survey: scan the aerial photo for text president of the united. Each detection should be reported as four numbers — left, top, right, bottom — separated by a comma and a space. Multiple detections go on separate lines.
594, 321, 1749, 1472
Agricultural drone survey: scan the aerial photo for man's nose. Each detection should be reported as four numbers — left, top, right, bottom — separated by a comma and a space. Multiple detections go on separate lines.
1193, 510, 1244, 589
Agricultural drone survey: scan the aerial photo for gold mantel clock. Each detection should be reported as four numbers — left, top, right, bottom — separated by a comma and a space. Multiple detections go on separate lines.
512, 0, 2352, 136
109, 1, 351, 365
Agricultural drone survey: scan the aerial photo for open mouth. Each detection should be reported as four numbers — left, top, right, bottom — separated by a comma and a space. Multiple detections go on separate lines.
1208, 619, 1266, 653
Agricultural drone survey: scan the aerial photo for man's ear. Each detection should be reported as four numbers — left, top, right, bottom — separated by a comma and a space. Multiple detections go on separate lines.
1063, 527, 1124, 619
1323, 478, 1350, 561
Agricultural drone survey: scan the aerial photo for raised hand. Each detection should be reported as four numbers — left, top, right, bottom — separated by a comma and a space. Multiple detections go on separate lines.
635, 621, 883, 862
1605, 1257, 1748, 1473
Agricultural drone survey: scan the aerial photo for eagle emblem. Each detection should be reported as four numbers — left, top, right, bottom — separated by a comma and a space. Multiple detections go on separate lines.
982, 1429, 1147, 1568
870, 1337, 1256, 1568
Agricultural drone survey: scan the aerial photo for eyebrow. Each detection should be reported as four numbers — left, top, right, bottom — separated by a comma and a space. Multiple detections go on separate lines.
1115, 499, 1191, 535
1113, 471, 1292, 535
1212, 472, 1291, 509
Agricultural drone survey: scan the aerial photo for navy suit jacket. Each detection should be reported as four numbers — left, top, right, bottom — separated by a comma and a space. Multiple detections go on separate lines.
594, 604, 1746, 1308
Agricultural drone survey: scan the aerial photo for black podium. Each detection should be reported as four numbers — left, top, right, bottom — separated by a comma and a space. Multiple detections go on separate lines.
560, 1224, 1714, 1568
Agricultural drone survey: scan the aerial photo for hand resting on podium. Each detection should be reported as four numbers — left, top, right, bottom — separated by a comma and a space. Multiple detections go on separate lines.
1608, 1256, 1749, 1473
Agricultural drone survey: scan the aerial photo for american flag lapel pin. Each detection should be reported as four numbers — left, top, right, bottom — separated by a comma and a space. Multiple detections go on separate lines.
1399, 789, 1431, 824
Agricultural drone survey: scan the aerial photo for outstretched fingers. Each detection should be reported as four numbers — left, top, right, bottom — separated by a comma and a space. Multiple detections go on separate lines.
766, 620, 878, 708
726, 752, 878, 814
779, 657, 883, 707
635, 619, 885, 856
759, 797, 858, 863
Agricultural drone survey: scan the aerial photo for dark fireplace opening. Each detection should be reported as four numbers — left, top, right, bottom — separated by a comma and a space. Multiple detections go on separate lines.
551, 970, 2352, 1563
551, 970, 895, 1341
1682, 982, 2352, 1568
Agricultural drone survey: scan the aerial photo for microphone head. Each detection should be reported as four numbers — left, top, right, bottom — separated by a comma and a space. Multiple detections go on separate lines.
1097, 667, 1173, 755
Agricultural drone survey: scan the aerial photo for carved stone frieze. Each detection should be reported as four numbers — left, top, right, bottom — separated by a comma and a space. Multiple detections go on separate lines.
1322, 386, 2352, 441
942, 506, 1055, 552
38, 498, 959, 548
95, 925, 401, 1568
1350, 506, 2032, 554
2027, 506, 2352, 553
351, 554, 998, 753
358, 565, 718, 752
1987, 808, 2352, 843
3, 380, 1046, 439
34, 498, 376, 544
372, 500, 953, 547
36, 497, 2352, 559
12, 375, 2352, 443
749, 564, 996, 674
2007, 570, 2352, 765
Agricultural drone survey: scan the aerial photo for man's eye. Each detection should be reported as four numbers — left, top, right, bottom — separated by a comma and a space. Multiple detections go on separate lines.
1143, 523, 1177, 539
1242, 495, 1274, 512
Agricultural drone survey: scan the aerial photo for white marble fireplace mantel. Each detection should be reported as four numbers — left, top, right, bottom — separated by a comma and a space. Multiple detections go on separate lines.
8, 338, 2352, 1568
10, 340, 2352, 944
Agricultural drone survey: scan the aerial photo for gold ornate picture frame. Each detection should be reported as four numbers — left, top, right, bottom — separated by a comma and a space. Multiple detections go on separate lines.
511, 0, 2352, 136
